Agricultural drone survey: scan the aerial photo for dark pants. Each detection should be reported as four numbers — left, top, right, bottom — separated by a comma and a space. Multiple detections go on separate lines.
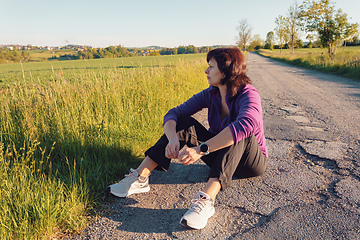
145, 115, 267, 190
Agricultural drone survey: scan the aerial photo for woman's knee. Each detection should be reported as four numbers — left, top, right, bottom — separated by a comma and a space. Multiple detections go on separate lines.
234, 155, 267, 179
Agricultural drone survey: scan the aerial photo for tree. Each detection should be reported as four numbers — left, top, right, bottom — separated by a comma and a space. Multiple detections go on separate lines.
343, 23, 359, 47
97, 48, 106, 58
159, 48, 177, 55
305, 34, 315, 48
186, 45, 198, 54
275, 15, 289, 53
199, 46, 212, 53
300, 0, 359, 55
21, 51, 30, 62
286, 3, 302, 54
350, 35, 359, 46
10, 49, 21, 62
116, 45, 130, 57
106, 46, 117, 54
170, 48, 178, 55
177, 46, 187, 54
236, 19, 252, 51
295, 39, 304, 48
148, 51, 160, 56
265, 31, 275, 50
248, 34, 264, 51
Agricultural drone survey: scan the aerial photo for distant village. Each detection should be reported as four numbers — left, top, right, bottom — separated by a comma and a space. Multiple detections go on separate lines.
0, 44, 180, 57
0, 44, 218, 61
0, 44, 92, 52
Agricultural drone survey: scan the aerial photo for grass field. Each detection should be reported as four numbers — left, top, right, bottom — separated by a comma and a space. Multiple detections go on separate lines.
257, 46, 360, 79
0, 54, 205, 84
0, 54, 208, 239
25, 49, 79, 62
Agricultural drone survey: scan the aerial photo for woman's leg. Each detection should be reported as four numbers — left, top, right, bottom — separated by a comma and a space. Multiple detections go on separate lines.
202, 178, 221, 199
110, 115, 214, 199
180, 135, 267, 229
202, 135, 267, 191
180, 178, 220, 230
136, 156, 158, 178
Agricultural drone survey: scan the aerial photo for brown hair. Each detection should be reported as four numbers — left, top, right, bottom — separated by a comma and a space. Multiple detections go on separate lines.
207, 47, 251, 98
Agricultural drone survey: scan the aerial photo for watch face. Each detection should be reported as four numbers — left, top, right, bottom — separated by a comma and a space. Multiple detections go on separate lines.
200, 143, 208, 153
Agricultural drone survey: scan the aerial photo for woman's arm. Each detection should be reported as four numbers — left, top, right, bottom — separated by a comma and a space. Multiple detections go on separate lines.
178, 126, 234, 165
205, 126, 234, 152
163, 120, 180, 159
162, 88, 210, 160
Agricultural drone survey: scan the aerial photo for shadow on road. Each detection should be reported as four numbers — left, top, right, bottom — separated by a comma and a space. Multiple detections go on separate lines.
111, 207, 188, 233
149, 161, 210, 185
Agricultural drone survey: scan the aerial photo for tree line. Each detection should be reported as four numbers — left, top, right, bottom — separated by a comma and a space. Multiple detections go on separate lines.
77, 45, 131, 59
237, 0, 360, 56
79, 45, 215, 59
0, 48, 30, 63
157, 45, 214, 55
0, 44, 219, 64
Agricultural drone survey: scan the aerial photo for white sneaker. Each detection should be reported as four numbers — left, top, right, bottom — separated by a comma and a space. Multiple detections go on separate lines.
180, 191, 215, 229
109, 168, 150, 197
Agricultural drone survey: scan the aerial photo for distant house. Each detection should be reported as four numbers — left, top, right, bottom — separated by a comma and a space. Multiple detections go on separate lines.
66, 44, 92, 50
7, 46, 13, 50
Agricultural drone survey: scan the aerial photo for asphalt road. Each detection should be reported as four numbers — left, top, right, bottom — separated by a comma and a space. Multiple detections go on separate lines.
72, 52, 360, 239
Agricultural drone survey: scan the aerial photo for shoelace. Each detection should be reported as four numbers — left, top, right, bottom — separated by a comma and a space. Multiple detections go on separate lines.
190, 196, 209, 213
122, 170, 137, 183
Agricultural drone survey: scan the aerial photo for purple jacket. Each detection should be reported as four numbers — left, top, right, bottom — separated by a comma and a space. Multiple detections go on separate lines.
163, 84, 268, 158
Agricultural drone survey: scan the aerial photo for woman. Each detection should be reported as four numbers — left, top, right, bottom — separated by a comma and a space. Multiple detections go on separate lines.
109, 47, 268, 230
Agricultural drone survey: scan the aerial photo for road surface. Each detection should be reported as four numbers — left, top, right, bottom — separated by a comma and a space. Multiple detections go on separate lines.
72, 52, 360, 239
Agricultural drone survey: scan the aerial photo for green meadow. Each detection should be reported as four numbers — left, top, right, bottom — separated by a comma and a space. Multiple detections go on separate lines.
0, 54, 208, 239
257, 46, 360, 79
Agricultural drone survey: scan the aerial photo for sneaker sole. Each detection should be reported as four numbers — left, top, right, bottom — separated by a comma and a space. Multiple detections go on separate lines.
180, 218, 206, 230
109, 186, 150, 198
179, 208, 215, 230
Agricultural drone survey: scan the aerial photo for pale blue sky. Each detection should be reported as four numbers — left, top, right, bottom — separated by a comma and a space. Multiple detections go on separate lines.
1, 0, 359, 48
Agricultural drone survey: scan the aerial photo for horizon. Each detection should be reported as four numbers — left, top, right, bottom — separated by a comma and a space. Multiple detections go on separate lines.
0, 43, 235, 49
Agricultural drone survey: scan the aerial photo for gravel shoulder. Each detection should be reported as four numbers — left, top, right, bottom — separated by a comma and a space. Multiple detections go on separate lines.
70, 53, 360, 240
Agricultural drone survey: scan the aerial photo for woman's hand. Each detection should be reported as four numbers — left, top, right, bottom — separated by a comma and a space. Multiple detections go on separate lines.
165, 138, 180, 159
163, 120, 179, 159
178, 146, 202, 165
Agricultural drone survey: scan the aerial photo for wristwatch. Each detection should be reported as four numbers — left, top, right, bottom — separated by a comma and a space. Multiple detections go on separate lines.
200, 142, 210, 155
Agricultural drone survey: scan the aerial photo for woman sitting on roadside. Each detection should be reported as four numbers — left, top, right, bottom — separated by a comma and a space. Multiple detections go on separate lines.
109, 47, 268, 230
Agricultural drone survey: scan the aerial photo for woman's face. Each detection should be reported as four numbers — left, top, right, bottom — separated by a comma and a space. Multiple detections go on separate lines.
205, 58, 224, 87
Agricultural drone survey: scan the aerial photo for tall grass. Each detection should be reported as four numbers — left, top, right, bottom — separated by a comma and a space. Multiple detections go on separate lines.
0, 142, 87, 239
257, 46, 360, 79
0, 55, 208, 239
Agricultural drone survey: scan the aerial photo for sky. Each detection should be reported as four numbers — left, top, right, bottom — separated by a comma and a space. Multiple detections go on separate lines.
1, 0, 359, 48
